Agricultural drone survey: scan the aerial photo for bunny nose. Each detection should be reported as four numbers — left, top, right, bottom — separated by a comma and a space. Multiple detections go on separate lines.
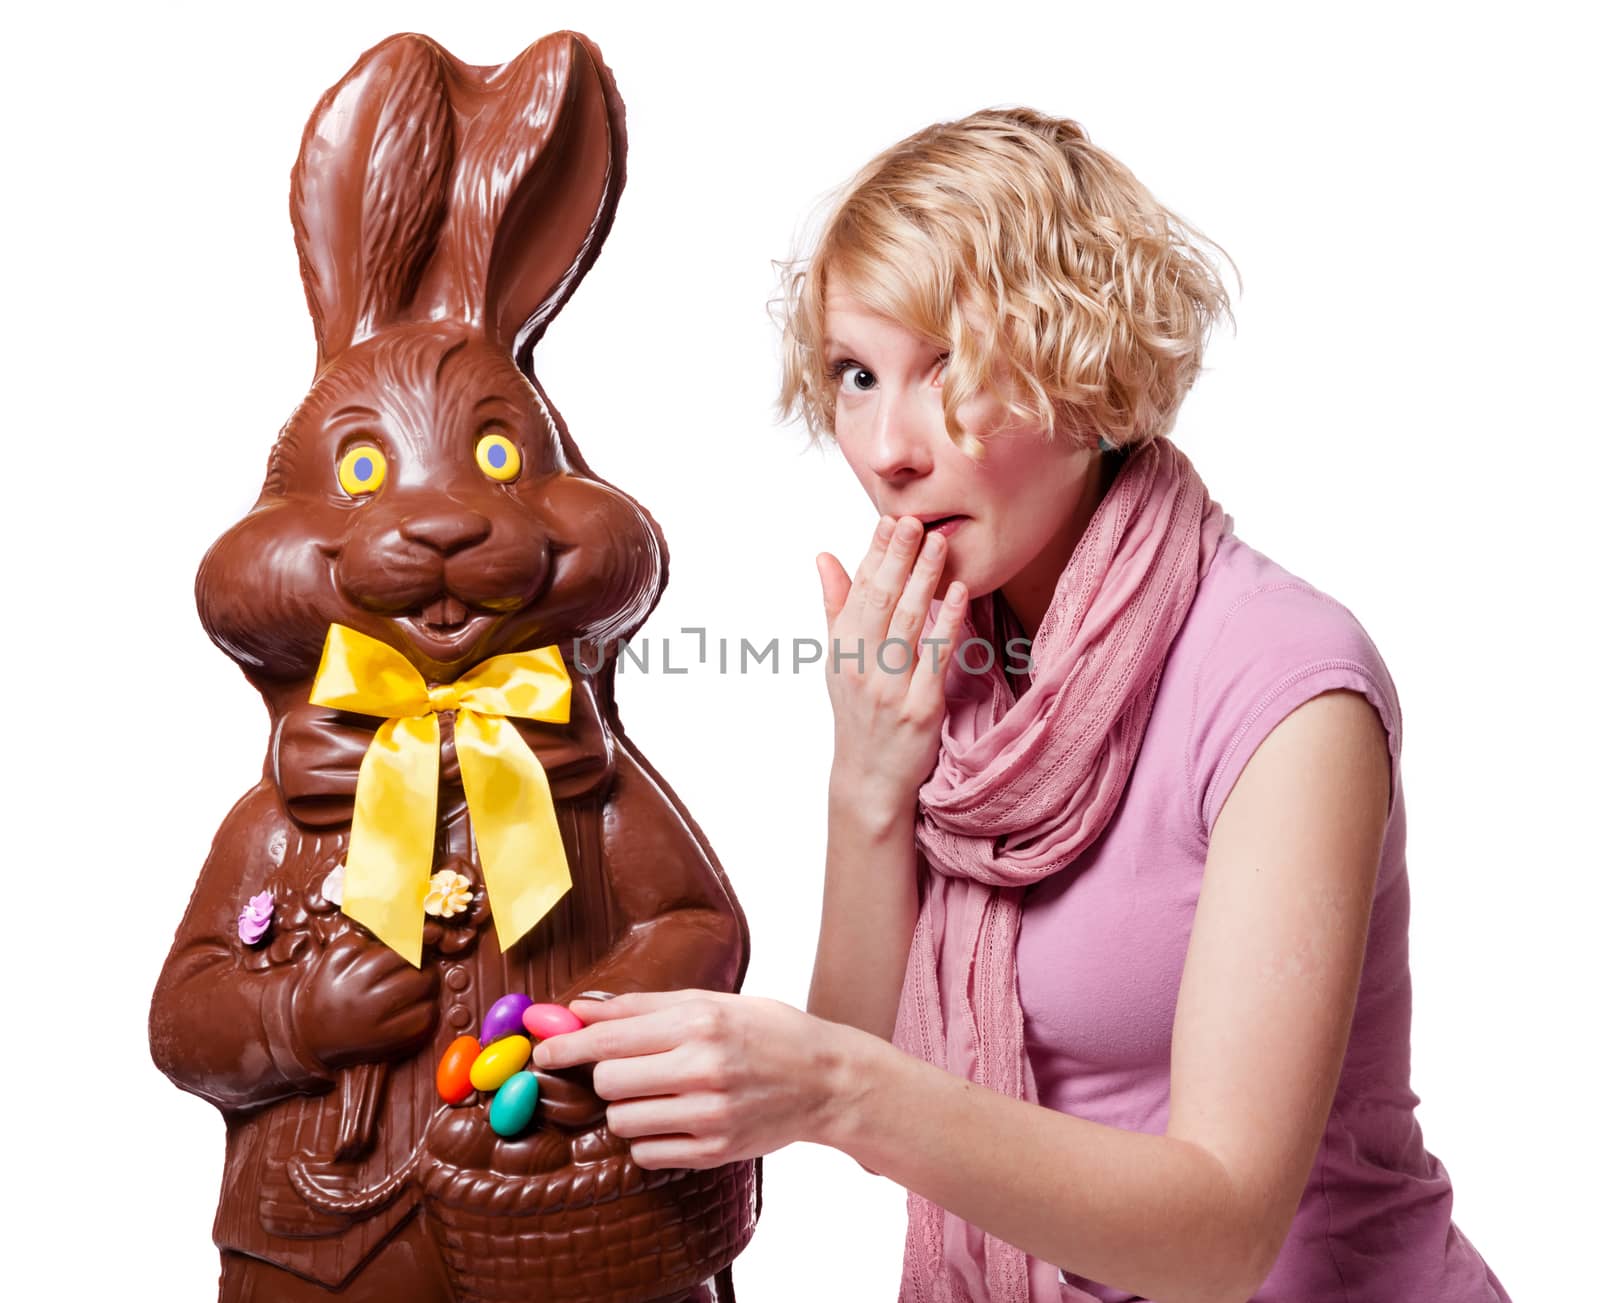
399, 511, 492, 555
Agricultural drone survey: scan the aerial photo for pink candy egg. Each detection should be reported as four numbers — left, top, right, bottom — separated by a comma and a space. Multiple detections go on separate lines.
522, 1002, 584, 1040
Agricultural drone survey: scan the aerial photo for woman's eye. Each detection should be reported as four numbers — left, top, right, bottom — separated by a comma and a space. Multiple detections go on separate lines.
833, 363, 876, 393
475, 432, 522, 482
336, 443, 387, 496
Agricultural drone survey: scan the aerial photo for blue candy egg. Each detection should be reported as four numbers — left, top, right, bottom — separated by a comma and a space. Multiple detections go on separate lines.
489, 1070, 541, 1137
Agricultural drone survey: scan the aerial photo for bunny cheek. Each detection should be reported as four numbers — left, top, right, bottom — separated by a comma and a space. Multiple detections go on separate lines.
520, 476, 667, 644
196, 506, 351, 680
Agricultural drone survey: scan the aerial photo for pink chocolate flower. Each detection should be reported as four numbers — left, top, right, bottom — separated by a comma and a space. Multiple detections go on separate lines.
237, 890, 274, 945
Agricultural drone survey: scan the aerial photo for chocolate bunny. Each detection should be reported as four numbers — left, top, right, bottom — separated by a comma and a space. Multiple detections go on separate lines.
148, 31, 758, 1303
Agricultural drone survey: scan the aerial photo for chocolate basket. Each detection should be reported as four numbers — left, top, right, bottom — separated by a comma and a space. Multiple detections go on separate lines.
417, 1134, 758, 1303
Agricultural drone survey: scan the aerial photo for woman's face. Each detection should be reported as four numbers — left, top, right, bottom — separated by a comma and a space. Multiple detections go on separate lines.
822, 285, 1112, 636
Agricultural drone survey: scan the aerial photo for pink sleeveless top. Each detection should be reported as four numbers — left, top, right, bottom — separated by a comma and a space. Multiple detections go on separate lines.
1014, 531, 1512, 1302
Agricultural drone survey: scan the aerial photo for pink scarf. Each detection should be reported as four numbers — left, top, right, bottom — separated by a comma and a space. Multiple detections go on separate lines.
891, 435, 1233, 1302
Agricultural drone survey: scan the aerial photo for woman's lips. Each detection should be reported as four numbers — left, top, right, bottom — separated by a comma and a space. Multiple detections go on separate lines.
927, 516, 968, 537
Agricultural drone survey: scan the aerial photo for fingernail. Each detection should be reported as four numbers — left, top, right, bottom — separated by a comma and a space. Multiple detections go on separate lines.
876, 516, 894, 540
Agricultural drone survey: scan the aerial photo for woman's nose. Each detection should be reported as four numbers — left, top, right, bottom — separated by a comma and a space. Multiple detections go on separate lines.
864, 393, 936, 481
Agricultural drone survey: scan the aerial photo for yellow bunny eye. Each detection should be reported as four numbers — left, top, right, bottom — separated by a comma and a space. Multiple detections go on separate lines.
337, 445, 387, 496
475, 433, 522, 482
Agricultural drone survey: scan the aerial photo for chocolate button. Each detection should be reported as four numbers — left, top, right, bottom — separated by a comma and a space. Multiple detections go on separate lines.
446, 967, 470, 991
447, 1006, 473, 1029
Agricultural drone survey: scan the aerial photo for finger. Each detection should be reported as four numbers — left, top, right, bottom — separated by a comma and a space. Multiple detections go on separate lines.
817, 553, 853, 627
888, 531, 948, 647
322, 943, 359, 980
849, 515, 897, 591
365, 975, 434, 1015
567, 989, 713, 1024
375, 1006, 434, 1044
386, 978, 442, 1014
627, 1136, 727, 1171
850, 516, 926, 643
329, 930, 368, 961
913, 581, 968, 688
367, 963, 438, 1001
530, 1007, 689, 1070
826, 518, 892, 661
356, 943, 418, 976
592, 1045, 708, 1101
605, 1091, 723, 1138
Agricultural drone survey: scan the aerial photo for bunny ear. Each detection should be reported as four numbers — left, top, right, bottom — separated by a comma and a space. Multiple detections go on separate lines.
289, 34, 456, 369
438, 31, 626, 360
287, 31, 623, 367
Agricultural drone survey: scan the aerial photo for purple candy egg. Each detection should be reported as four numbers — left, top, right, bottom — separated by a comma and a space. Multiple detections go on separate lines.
481, 993, 534, 1045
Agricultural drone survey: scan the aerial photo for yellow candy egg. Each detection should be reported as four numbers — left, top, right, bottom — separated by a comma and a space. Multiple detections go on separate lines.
469, 1033, 531, 1092
475, 433, 521, 482
337, 444, 387, 496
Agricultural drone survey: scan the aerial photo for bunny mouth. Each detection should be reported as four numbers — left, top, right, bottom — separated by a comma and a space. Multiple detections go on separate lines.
397, 596, 496, 661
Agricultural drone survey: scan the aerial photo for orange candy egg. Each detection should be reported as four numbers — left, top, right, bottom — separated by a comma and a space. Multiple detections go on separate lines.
436, 1034, 481, 1104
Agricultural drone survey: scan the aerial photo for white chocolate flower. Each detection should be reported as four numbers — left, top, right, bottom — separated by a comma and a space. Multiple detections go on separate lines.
321, 863, 345, 907
424, 869, 473, 919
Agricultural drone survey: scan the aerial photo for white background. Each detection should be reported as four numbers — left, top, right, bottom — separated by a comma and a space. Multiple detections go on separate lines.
5, 1, 1592, 1299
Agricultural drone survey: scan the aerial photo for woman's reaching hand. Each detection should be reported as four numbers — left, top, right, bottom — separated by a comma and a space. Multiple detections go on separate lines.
530, 990, 863, 1170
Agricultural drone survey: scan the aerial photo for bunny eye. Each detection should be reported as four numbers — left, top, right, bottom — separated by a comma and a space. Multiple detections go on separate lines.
337, 444, 388, 496
475, 433, 522, 483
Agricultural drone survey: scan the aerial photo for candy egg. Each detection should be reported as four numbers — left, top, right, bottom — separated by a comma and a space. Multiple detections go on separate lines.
489, 1070, 541, 1137
436, 1034, 482, 1104
481, 993, 534, 1045
469, 1034, 531, 1092
522, 1003, 585, 1040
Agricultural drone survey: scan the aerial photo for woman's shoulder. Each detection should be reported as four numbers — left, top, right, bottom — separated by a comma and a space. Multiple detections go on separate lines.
1165, 531, 1404, 837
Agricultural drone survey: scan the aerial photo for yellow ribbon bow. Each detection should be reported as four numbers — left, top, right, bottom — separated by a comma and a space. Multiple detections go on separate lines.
306, 622, 574, 967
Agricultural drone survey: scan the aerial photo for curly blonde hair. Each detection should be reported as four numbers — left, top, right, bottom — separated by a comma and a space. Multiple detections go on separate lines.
772, 107, 1238, 458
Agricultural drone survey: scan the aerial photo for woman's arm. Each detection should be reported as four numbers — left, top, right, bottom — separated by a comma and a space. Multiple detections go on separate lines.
821, 688, 1391, 1303
805, 783, 919, 1040
533, 687, 1391, 1303
806, 514, 964, 1039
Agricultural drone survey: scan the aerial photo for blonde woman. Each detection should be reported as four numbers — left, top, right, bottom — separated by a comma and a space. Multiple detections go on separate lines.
532, 109, 1512, 1303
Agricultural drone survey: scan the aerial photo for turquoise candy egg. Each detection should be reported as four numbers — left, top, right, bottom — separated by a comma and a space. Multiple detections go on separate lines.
489, 1070, 541, 1138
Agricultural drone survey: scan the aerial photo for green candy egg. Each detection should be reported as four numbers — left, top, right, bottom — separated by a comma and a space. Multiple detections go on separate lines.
489, 1070, 541, 1137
